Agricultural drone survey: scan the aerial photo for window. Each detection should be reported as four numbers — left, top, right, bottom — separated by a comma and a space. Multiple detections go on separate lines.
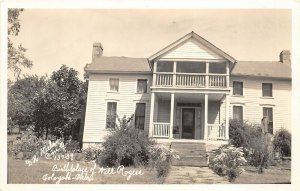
262, 83, 272, 97
106, 102, 117, 128
233, 106, 243, 121
109, 78, 119, 92
137, 79, 147, 93
135, 103, 146, 130
233, 81, 243, 96
263, 107, 273, 134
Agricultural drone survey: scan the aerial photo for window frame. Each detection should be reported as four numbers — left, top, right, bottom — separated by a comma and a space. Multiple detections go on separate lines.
233, 81, 243, 96
262, 83, 273, 97
232, 105, 243, 121
134, 103, 146, 130
106, 102, 117, 129
109, 78, 119, 92
136, 79, 148, 93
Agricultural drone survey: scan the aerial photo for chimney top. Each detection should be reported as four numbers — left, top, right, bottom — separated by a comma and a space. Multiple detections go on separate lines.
279, 50, 291, 65
92, 42, 103, 61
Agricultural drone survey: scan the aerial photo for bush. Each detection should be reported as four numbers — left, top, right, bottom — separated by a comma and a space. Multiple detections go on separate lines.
273, 129, 291, 157
83, 146, 101, 161
65, 139, 81, 153
96, 115, 155, 167
229, 119, 274, 172
148, 144, 180, 177
229, 119, 261, 148
208, 145, 247, 182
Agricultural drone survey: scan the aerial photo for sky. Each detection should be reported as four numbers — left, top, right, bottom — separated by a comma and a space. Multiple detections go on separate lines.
11, 9, 291, 80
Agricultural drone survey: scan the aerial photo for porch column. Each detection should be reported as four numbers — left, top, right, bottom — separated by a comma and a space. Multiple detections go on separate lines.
226, 62, 230, 88
205, 62, 210, 88
204, 93, 208, 140
225, 94, 230, 139
169, 93, 175, 139
172, 61, 177, 87
149, 92, 155, 137
153, 61, 158, 87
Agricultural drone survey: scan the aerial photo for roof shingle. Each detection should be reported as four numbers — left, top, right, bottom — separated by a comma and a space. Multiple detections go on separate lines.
85, 56, 151, 73
232, 61, 291, 79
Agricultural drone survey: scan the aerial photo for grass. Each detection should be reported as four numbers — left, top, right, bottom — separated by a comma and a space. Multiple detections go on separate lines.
8, 157, 164, 184
234, 163, 291, 184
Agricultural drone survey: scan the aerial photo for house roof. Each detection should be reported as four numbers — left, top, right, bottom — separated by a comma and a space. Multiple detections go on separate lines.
85, 56, 151, 73
148, 31, 236, 65
232, 61, 291, 79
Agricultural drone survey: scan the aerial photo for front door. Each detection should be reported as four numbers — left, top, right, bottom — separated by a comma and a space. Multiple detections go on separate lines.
182, 108, 195, 139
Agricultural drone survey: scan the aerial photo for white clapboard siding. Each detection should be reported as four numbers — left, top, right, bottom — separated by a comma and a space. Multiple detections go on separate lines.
229, 76, 291, 132
161, 39, 223, 60
82, 73, 152, 143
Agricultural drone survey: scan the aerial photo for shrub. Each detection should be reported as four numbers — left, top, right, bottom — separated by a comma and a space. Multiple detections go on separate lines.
229, 119, 275, 172
229, 119, 261, 148
147, 144, 180, 177
65, 139, 81, 153
208, 145, 247, 182
96, 115, 155, 167
273, 129, 291, 157
82, 146, 101, 161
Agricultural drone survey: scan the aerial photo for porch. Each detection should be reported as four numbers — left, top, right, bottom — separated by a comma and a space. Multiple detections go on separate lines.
148, 92, 230, 141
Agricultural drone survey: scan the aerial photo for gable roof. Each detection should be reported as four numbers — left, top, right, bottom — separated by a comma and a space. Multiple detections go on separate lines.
85, 56, 151, 73
148, 31, 236, 65
232, 61, 291, 79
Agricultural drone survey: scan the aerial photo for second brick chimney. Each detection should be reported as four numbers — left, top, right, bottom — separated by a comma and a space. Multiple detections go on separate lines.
279, 50, 291, 65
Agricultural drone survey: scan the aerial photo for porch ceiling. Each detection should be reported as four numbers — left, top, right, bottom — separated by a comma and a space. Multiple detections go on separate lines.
156, 92, 224, 102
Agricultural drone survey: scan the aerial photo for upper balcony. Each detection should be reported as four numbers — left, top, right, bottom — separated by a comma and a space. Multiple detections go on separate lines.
152, 60, 230, 89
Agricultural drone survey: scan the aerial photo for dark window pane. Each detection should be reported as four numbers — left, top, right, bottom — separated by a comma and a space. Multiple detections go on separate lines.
157, 61, 173, 72
262, 83, 272, 97
135, 103, 146, 130
233, 81, 243, 96
177, 62, 206, 73
109, 78, 119, 92
233, 106, 243, 121
106, 102, 117, 129
209, 63, 226, 74
263, 107, 273, 134
137, 79, 147, 93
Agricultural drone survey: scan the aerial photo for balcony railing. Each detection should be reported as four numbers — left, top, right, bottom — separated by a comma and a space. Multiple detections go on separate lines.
155, 72, 228, 88
152, 122, 170, 138
207, 124, 225, 140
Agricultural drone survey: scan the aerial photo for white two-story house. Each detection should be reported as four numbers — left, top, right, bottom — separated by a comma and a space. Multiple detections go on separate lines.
80, 32, 291, 148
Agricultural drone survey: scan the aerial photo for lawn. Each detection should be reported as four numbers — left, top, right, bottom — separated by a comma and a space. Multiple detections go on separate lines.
8, 157, 164, 184
234, 163, 291, 184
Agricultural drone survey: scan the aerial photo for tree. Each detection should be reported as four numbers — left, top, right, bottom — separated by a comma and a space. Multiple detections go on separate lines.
7, 75, 47, 133
31, 65, 87, 139
8, 8, 32, 78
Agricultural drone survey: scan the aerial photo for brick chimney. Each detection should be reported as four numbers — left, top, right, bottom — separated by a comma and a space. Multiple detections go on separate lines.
279, 50, 291, 65
92, 42, 103, 61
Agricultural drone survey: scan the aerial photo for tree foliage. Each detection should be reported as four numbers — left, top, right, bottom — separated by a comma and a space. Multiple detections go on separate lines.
8, 8, 32, 78
8, 65, 87, 139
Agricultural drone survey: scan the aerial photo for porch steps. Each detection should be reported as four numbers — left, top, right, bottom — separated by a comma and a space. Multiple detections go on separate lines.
171, 142, 207, 167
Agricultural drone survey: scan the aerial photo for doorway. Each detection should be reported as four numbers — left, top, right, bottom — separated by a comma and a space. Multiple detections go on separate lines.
182, 108, 195, 139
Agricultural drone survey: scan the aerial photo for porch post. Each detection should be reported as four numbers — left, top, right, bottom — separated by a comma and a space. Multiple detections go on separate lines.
226, 62, 230, 88
225, 94, 230, 139
204, 93, 208, 140
153, 61, 158, 87
169, 93, 175, 139
205, 62, 210, 88
172, 61, 177, 87
149, 92, 155, 137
